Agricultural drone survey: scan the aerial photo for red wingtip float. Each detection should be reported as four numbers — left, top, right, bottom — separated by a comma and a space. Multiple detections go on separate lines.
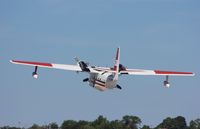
10, 48, 194, 91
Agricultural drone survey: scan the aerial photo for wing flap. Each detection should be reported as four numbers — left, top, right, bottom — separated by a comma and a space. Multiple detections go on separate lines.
52, 64, 82, 71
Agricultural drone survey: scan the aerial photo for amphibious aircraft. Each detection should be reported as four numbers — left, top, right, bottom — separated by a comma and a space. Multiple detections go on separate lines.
10, 48, 194, 91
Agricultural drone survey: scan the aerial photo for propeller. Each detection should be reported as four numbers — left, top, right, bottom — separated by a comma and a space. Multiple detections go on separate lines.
116, 84, 122, 90
83, 78, 89, 82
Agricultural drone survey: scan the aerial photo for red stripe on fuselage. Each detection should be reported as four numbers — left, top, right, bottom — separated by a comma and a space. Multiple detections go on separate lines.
95, 80, 106, 87
12, 60, 53, 67
154, 70, 193, 75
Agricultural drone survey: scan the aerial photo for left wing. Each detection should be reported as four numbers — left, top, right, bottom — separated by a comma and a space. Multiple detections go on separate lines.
120, 69, 195, 76
10, 60, 82, 72
120, 68, 194, 87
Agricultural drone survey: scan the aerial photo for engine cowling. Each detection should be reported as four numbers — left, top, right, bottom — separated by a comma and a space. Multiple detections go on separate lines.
110, 64, 126, 72
79, 61, 90, 72
119, 64, 126, 71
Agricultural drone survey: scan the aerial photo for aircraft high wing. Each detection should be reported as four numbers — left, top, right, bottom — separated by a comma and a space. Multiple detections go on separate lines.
10, 60, 82, 71
120, 69, 194, 76
10, 48, 195, 91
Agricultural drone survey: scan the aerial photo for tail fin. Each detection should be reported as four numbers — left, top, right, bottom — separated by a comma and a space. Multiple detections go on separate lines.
113, 47, 120, 80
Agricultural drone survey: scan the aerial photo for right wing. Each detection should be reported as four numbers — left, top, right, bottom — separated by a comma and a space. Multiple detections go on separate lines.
10, 60, 82, 72
120, 68, 195, 76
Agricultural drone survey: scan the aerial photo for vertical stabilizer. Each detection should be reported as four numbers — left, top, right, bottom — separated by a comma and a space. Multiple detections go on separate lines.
113, 47, 120, 80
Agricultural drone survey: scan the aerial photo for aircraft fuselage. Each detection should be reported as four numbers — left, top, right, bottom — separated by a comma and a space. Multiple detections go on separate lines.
88, 72, 117, 91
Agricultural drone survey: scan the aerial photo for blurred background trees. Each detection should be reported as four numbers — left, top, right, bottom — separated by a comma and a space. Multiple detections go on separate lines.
1, 116, 199, 129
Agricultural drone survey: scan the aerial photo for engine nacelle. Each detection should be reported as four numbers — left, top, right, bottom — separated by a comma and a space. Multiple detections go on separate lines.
119, 64, 126, 71
163, 81, 170, 88
111, 64, 126, 72
32, 72, 38, 79
79, 61, 90, 72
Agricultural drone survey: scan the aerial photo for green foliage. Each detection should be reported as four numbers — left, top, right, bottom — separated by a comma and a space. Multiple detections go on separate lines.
122, 115, 141, 129
141, 125, 151, 129
156, 116, 187, 129
174, 116, 187, 129
76, 120, 91, 129
91, 115, 110, 129
80, 124, 95, 129
28, 124, 42, 129
61, 120, 77, 129
49, 122, 59, 129
110, 120, 124, 129
189, 119, 200, 129
1, 115, 200, 129
60, 115, 141, 129
0, 126, 21, 129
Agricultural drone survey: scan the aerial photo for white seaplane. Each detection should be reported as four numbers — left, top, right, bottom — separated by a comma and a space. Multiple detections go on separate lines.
10, 48, 194, 91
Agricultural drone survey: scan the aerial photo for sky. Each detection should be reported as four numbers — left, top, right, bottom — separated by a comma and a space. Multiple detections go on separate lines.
0, 0, 200, 128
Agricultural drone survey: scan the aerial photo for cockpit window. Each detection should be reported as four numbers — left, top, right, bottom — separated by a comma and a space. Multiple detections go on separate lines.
107, 74, 114, 81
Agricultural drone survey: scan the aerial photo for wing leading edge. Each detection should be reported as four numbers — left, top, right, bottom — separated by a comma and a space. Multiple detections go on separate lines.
10, 60, 82, 72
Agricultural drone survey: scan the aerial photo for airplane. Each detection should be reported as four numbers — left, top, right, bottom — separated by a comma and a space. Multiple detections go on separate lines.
10, 47, 195, 91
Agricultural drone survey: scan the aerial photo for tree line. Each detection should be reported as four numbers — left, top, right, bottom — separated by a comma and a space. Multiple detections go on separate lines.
1, 115, 200, 129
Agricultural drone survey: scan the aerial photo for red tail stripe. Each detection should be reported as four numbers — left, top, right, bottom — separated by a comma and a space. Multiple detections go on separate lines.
113, 66, 117, 71
155, 70, 193, 75
12, 60, 53, 67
